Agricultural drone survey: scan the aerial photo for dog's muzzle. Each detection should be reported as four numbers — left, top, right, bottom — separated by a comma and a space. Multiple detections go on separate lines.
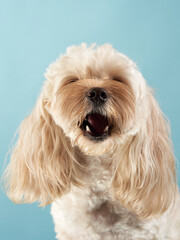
87, 87, 108, 106
80, 112, 112, 141
78, 88, 112, 141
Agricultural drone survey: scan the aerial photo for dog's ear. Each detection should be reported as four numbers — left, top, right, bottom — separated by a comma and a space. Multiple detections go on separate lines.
112, 91, 176, 219
3, 96, 81, 206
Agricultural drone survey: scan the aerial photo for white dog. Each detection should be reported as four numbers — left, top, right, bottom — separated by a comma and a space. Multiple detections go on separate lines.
3, 44, 180, 239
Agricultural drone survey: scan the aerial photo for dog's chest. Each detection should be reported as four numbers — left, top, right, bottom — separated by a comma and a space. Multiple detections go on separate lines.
51, 156, 165, 239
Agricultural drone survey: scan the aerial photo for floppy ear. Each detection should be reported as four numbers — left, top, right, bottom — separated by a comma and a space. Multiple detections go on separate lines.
112, 90, 176, 219
3, 96, 81, 206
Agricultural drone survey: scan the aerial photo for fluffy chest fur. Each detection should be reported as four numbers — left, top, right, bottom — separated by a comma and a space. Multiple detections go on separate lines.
51, 155, 180, 240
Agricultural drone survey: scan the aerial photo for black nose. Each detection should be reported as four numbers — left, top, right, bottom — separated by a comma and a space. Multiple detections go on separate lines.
87, 87, 108, 105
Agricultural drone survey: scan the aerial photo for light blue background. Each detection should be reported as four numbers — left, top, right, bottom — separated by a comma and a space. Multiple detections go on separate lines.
0, 0, 180, 239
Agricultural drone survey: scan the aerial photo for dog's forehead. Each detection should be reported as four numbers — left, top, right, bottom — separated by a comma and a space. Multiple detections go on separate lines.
59, 45, 133, 79
45, 44, 147, 100
64, 44, 130, 66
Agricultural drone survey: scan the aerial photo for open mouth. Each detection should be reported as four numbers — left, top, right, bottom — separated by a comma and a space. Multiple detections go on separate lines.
80, 112, 111, 141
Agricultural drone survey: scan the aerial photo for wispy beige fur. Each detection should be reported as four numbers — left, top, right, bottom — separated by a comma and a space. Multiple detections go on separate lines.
3, 44, 179, 240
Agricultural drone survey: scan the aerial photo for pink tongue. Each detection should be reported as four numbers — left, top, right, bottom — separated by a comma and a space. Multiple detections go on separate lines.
87, 113, 108, 134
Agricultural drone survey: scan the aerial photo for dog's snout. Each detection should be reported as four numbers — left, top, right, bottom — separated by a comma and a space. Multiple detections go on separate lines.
87, 88, 108, 104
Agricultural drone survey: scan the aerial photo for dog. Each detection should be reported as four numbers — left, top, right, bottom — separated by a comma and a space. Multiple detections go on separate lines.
3, 44, 180, 239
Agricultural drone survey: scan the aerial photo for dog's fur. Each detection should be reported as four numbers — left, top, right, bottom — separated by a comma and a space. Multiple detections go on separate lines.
3, 44, 180, 239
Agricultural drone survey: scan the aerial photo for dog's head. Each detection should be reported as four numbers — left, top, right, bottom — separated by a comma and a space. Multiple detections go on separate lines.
45, 44, 146, 155
3, 44, 176, 219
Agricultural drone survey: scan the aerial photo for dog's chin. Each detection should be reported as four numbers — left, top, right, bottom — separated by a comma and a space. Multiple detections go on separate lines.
76, 135, 115, 156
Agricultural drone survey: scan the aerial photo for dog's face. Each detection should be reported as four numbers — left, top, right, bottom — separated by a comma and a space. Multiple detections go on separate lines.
46, 44, 146, 155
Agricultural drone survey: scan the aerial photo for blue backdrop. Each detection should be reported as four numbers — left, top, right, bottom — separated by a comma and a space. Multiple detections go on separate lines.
0, 1, 180, 239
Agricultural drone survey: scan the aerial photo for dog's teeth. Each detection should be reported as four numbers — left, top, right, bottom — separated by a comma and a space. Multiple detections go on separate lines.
104, 126, 109, 132
86, 125, 91, 133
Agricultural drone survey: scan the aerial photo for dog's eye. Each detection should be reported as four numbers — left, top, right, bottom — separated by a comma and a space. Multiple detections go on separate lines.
66, 79, 78, 85
112, 77, 122, 83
